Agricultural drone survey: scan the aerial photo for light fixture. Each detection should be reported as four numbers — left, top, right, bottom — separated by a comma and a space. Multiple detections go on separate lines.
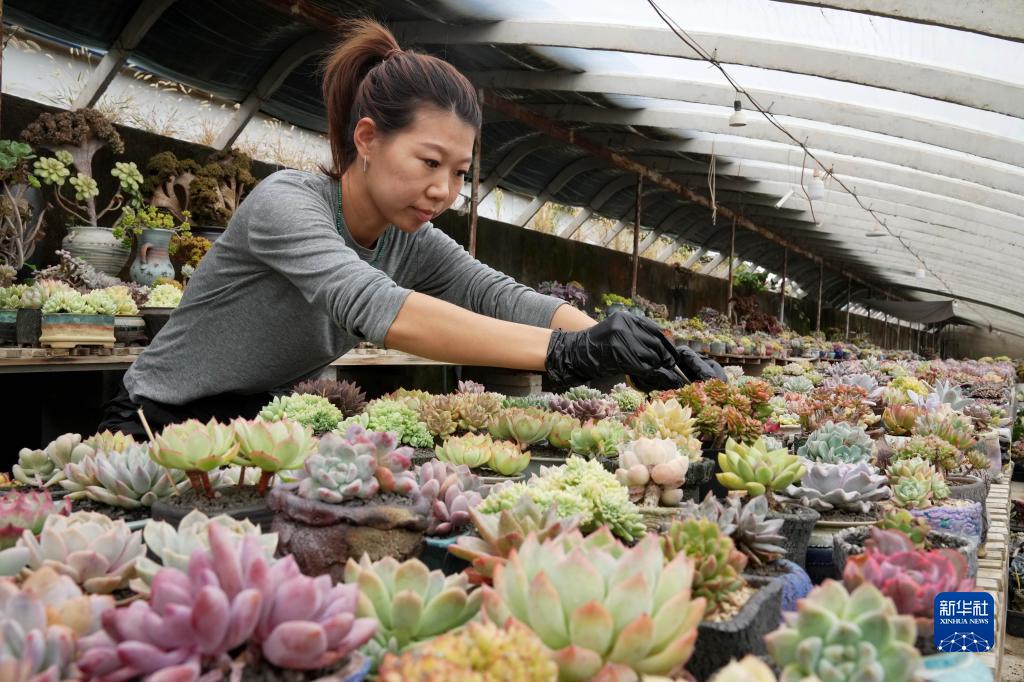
915, 266, 927, 279
865, 221, 885, 237
806, 169, 825, 201
774, 189, 795, 209
728, 98, 747, 127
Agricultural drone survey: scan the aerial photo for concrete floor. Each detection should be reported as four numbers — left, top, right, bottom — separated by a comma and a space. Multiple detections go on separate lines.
1005, 481, 1024, 680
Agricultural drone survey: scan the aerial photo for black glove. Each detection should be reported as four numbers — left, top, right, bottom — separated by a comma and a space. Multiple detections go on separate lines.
676, 345, 728, 382
545, 312, 683, 390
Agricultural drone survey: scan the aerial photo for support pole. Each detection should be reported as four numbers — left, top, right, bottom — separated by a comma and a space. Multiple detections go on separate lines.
726, 216, 736, 319
630, 174, 643, 299
0, 0, 4, 133
778, 248, 787, 326
816, 261, 823, 332
845, 277, 852, 340
468, 89, 483, 258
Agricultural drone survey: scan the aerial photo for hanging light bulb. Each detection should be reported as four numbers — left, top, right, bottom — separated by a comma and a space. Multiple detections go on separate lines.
728, 98, 747, 127
915, 265, 927, 279
774, 189, 795, 209
806, 169, 825, 201
865, 221, 885, 237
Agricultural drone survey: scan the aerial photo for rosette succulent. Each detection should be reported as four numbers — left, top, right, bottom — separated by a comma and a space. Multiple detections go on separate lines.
487, 439, 531, 476
453, 392, 504, 432
260, 392, 342, 434
876, 509, 931, 548
892, 434, 960, 474
450, 495, 582, 585
232, 416, 317, 492
418, 393, 459, 438
343, 554, 481, 660
435, 432, 494, 469
13, 432, 90, 487
717, 437, 805, 502
887, 457, 949, 509
707, 493, 786, 566
764, 581, 920, 682
75, 443, 189, 508
78, 525, 376, 677
148, 417, 239, 497
488, 407, 553, 448
296, 429, 417, 503
782, 461, 891, 514
0, 490, 70, 550
632, 398, 702, 455
615, 437, 689, 506
562, 385, 603, 402
0, 577, 79, 681
133, 509, 277, 593
15, 511, 144, 593
882, 405, 923, 436
662, 518, 748, 616
415, 460, 487, 536
142, 282, 183, 307
797, 420, 874, 464
609, 382, 645, 414
547, 412, 582, 450
569, 418, 629, 458
549, 394, 619, 422
481, 528, 705, 681
913, 409, 976, 451
345, 398, 434, 447
782, 375, 814, 395
292, 377, 367, 417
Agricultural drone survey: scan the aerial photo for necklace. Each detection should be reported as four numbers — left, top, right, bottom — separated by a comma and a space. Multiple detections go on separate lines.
335, 180, 388, 265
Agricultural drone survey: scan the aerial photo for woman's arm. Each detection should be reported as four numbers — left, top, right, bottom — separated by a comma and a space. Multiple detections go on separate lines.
550, 303, 598, 332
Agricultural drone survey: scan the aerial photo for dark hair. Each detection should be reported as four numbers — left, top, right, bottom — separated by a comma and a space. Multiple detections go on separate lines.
321, 18, 481, 179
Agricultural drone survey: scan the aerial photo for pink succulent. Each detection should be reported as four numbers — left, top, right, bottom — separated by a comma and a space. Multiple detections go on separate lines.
342, 425, 417, 494
0, 490, 70, 549
843, 540, 974, 636
77, 524, 376, 679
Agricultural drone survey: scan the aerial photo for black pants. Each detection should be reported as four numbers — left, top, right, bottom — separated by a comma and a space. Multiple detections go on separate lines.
97, 379, 273, 438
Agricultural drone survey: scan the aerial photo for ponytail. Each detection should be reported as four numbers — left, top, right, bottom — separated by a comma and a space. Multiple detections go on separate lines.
320, 18, 481, 179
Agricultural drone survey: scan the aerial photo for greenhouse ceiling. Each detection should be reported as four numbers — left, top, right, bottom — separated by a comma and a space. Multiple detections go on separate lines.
6, 0, 1024, 334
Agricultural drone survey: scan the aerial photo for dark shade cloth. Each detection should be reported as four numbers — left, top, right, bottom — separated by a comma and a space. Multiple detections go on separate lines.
858, 298, 975, 326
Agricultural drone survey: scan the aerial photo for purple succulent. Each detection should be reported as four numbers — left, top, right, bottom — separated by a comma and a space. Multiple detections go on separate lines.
77, 524, 376, 678
457, 380, 486, 394
547, 395, 619, 422
415, 460, 489, 536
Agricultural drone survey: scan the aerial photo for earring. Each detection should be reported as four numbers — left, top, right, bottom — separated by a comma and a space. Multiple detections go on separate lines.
363, 156, 368, 173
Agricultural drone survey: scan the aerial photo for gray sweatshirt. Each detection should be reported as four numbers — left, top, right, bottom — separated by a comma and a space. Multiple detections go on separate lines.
123, 169, 564, 404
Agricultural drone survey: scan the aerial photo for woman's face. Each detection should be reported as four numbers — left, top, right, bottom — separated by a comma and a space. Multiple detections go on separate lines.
362, 105, 476, 233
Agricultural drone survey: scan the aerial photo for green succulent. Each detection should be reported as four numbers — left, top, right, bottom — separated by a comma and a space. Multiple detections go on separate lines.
260, 393, 343, 434
343, 554, 481, 662
344, 399, 433, 448
77, 444, 188, 508
717, 437, 805, 500
33, 156, 70, 185
891, 434, 960, 474
547, 413, 581, 450
662, 518, 748, 617
609, 383, 645, 414
562, 385, 603, 401
435, 432, 493, 469
876, 508, 930, 548
111, 161, 143, 193
764, 580, 920, 682
886, 456, 949, 509
797, 421, 874, 464
488, 407, 553, 449
69, 173, 99, 201
100, 286, 139, 315
13, 433, 91, 487
569, 418, 629, 458
41, 290, 97, 315
82, 290, 118, 316
142, 283, 183, 308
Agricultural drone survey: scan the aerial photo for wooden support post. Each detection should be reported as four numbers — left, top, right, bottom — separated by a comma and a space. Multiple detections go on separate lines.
630, 174, 642, 299
845, 277, 852, 340
896, 319, 901, 349
778, 248, 787, 326
468, 89, 482, 257
816, 261, 823, 332
726, 217, 736, 319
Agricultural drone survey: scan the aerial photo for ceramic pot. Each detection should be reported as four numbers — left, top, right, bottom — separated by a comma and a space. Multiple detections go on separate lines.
62, 226, 129, 277
39, 313, 115, 349
130, 229, 176, 286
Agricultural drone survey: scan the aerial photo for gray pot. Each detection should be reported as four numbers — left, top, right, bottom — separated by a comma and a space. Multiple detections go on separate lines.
0, 309, 16, 345
831, 525, 978, 578
687, 576, 784, 681
114, 315, 147, 345
62, 225, 130, 276
767, 502, 820, 568
15, 308, 41, 346
682, 457, 715, 502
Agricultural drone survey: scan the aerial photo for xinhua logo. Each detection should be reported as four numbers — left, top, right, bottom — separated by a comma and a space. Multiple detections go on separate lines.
933, 592, 995, 653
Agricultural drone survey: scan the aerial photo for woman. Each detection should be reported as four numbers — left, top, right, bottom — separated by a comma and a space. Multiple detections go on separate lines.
99, 19, 714, 437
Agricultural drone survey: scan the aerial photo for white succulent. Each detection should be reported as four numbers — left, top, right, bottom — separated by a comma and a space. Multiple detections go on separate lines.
615, 437, 690, 506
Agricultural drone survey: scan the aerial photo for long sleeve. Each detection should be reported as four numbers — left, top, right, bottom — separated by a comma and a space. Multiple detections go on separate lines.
407, 225, 565, 328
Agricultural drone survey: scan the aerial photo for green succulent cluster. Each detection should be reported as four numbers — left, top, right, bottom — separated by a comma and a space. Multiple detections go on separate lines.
568, 418, 629, 458
260, 393, 342, 434
892, 434, 960, 474
876, 508, 931, 548
797, 420, 874, 464
609, 383, 646, 414
0, 284, 27, 309
887, 456, 949, 509
662, 518, 748, 617
340, 399, 433, 448
717, 437, 805, 500
479, 456, 645, 542
143, 283, 183, 308
41, 290, 103, 315
99, 286, 139, 316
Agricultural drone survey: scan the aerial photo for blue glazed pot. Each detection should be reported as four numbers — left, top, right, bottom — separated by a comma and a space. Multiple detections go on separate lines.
130, 228, 176, 286
421, 534, 470, 576
744, 559, 811, 624
911, 501, 983, 546
919, 653, 992, 681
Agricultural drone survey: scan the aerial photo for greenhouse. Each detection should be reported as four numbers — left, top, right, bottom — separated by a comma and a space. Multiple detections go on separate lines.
1, 0, 1022, 680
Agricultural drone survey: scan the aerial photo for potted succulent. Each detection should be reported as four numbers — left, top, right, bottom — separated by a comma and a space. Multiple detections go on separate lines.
267, 426, 430, 581
0, 140, 46, 277
614, 437, 690, 529
887, 456, 984, 547
0, 284, 25, 344
139, 281, 182, 339
710, 334, 727, 355
113, 204, 192, 286
38, 289, 115, 349
100, 284, 146, 345
23, 108, 144, 276
630, 398, 714, 497
434, 432, 530, 483
413, 459, 488, 573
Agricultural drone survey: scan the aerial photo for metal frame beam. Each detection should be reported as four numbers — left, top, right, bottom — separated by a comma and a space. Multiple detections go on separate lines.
511, 157, 607, 226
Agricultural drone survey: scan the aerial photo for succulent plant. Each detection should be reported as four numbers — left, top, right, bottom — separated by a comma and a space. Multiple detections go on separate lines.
965, 448, 991, 473
415, 460, 488, 536
419, 393, 459, 438
887, 456, 949, 509
876, 508, 931, 548
502, 393, 553, 410
682, 492, 787, 566
694, 404, 766, 447
843, 529, 975, 637
717, 437, 805, 502
892, 434, 961, 474
482, 528, 705, 681
0, 491, 70, 550
547, 412, 582, 450
100, 285, 140, 315
346, 398, 435, 447
0, 576, 79, 680
385, 387, 432, 412
615, 437, 689, 506
709, 655, 778, 682
487, 439, 531, 476
480, 456, 646, 542
881, 405, 922, 436
488, 407, 553, 448
15, 511, 144, 594
133, 509, 277, 593
764, 580, 920, 682
297, 428, 417, 503
782, 461, 891, 514
632, 398, 703, 457
78, 524, 377, 677
919, 379, 971, 411
142, 281, 183, 307
548, 394, 620, 422
569, 418, 629, 458
562, 385, 603, 402
450, 495, 581, 585
232, 416, 317, 492
662, 518, 748, 616
344, 554, 481, 659
913, 409, 976, 451
293, 377, 367, 417
797, 420, 874, 464
148, 417, 239, 497
457, 379, 486, 394
435, 432, 494, 469
260, 392, 343, 434
454, 392, 504, 432
81, 429, 137, 455
609, 382, 645, 414
377, 619, 557, 681
13, 433, 91, 487
79, 443, 190, 508
782, 375, 815, 394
